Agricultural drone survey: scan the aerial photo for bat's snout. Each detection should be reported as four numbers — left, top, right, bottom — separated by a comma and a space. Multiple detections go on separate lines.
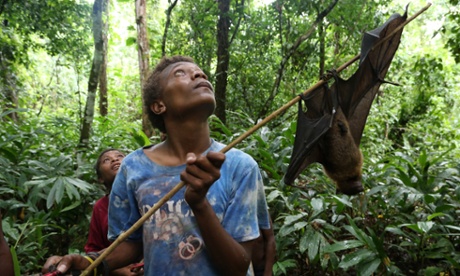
337, 180, 364, 195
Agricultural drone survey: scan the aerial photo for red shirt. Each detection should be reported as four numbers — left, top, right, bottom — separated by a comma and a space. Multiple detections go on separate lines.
84, 195, 111, 253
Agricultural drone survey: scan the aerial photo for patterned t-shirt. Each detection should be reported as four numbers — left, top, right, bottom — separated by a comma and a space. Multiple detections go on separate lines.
108, 140, 270, 275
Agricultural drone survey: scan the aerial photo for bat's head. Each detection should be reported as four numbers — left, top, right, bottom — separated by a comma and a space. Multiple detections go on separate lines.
336, 178, 364, 195
322, 109, 364, 195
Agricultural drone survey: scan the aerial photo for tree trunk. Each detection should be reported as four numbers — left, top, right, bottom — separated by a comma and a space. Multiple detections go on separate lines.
214, 0, 231, 125
0, 69, 19, 122
99, 0, 109, 117
161, 0, 178, 57
135, 0, 153, 138
79, 0, 104, 148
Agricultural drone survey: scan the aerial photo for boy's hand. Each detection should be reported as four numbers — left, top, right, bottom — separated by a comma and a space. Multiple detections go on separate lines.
42, 254, 90, 275
181, 151, 225, 209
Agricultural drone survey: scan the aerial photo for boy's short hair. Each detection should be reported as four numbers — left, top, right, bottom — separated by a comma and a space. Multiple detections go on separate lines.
143, 55, 195, 133
94, 148, 124, 178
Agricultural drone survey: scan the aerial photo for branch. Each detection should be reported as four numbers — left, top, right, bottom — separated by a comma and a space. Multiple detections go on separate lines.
257, 0, 338, 119
161, 0, 178, 57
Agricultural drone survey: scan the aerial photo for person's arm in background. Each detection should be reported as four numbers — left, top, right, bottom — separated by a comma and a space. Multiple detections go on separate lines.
42, 241, 143, 275
0, 213, 14, 276
261, 222, 276, 276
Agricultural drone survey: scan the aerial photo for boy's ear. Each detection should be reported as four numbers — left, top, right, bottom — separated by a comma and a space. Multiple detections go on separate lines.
97, 177, 104, 184
151, 101, 166, 115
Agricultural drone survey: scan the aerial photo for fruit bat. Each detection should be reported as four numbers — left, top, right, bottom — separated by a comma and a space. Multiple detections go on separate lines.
284, 9, 408, 195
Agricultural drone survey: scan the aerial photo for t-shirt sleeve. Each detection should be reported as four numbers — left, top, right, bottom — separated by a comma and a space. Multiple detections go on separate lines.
220, 155, 270, 242
108, 163, 143, 242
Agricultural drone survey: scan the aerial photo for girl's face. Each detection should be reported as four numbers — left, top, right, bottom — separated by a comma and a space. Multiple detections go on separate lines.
97, 150, 125, 186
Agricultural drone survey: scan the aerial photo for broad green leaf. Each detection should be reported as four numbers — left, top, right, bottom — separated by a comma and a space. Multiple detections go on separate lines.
60, 200, 81, 213
311, 198, 324, 211
358, 258, 381, 276
293, 221, 309, 231
307, 231, 321, 261
299, 232, 309, 253
427, 212, 445, 221
324, 240, 364, 253
444, 225, 460, 232
417, 221, 434, 233
64, 177, 91, 192
423, 266, 444, 276
331, 195, 353, 208
284, 213, 305, 225
339, 249, 376, 270
54, 177, 65, 203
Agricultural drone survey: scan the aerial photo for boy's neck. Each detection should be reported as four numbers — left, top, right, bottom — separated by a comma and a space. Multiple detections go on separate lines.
146, 122, 213, 166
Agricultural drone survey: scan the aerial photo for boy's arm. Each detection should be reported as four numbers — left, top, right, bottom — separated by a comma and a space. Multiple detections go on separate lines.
262, 227, 276, 276
192, 200, 255, 276
182, 151, 253, 276
42, 241, 142, 275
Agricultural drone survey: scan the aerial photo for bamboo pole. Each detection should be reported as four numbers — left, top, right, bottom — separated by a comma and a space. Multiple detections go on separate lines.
81, 3, 431, 275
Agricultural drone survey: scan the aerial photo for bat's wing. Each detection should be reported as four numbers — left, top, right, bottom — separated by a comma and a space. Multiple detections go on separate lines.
283, 82, 338, 185
339, 10, 407, 145
284, 9, 407, 187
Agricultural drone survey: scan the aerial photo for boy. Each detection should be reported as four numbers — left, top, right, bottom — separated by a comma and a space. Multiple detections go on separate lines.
42, 55, 271, 276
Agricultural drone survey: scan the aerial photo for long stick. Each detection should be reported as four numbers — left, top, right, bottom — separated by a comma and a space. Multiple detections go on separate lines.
81, 3, 431, 275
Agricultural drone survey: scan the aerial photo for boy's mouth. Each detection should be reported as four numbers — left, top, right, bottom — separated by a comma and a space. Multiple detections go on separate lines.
195, 81, 214, 91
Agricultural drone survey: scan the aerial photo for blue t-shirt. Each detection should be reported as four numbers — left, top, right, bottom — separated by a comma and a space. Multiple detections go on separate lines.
108, 140, 270, 275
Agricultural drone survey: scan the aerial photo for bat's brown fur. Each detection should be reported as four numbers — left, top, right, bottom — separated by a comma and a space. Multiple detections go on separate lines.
321, 108, 364, 195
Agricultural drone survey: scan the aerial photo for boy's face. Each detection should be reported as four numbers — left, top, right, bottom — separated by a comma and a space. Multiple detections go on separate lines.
154, 62, 215, 118
98, 150, 125, 185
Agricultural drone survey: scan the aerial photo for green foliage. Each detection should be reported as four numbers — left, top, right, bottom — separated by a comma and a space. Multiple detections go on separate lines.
442, 1, 460, 63
1, 0, 460, 275
0, 109, 143, 274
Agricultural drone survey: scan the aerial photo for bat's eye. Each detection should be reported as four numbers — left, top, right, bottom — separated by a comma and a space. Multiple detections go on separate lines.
337, 121, 348, 134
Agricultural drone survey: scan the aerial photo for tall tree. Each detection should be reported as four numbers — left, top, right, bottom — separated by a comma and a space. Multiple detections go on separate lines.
214, 0, 231, 124
135, 0, 153, 137
0, 0, 91, 121
99, 0, 110, 116
79, 0, 105, 148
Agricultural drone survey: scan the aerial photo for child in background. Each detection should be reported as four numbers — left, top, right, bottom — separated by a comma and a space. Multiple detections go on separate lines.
85, 149, 143, 276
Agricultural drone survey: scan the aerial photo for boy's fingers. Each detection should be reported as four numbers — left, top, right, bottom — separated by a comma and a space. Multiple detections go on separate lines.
206, 151, 225, 169
186, 153, 197, 164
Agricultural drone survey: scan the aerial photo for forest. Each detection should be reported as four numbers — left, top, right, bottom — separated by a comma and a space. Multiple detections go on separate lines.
1, 0, 460, 275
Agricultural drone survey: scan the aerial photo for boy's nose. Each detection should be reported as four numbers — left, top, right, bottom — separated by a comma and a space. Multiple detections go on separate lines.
193, 71, 207, 79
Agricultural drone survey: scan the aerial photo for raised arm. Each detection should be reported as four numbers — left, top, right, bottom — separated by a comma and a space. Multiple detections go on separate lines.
181, 151, 253, 276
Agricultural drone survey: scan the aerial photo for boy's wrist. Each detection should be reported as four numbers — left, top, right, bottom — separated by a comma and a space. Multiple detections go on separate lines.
189, 198, 211, 214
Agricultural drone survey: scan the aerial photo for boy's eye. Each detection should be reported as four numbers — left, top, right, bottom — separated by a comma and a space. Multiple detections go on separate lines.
103, 158, 110, 163
174, 69, 186, 77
